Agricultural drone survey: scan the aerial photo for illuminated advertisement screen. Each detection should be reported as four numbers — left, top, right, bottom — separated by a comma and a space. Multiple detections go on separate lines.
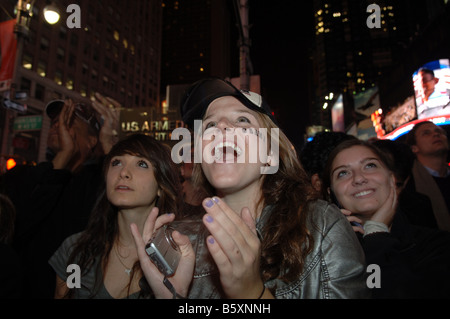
413, 59, 450, 119
331, 94, 345, 132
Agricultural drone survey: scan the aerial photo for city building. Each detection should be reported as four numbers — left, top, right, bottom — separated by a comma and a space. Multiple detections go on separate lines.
160, 0, 239, 124
161, 0, 234, 89
309, 0, 448, 138
0, 0, 162, 164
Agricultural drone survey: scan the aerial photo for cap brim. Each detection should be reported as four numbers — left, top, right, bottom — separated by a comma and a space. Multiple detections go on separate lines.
181, 78, 275, 128
45, 100, 65, 119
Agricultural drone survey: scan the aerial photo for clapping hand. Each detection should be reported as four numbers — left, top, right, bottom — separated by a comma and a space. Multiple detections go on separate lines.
201, 197, 269, 299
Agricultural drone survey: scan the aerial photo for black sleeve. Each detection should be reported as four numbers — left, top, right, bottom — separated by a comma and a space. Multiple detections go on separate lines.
2, 162, 72, 244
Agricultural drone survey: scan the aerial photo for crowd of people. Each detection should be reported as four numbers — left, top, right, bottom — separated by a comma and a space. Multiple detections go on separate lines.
0, 77, 449, 299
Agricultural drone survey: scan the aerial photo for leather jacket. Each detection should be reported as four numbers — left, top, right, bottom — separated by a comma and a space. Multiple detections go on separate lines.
172, 199, 370, 299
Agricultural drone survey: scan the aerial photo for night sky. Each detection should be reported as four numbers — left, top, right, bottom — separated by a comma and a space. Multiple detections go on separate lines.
245, 0, 314, 151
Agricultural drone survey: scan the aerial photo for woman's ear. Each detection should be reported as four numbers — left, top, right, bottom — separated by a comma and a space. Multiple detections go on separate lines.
311, 173, 322, 192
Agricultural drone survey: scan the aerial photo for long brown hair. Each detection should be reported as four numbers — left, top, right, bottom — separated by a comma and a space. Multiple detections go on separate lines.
66, 134, 183, 298
193, 112, 318, 283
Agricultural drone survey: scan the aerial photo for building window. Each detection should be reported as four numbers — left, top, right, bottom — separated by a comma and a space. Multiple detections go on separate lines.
22, 54, 33, 69
70, 33, 78, 47
104, 56, 111, 69
35, 83, 45, 101
54, 71, 63, 85
20, 77, 31, 92
80, 85, 87, 97
66, 78, 74, 90
112, 45, 119, 59
59, 26, 67, 40
40, 37, 49, 51
68, 54, 76, 68
57, 47, 65, 62
103, 76, 109, 88
113, 30, 120, 41
110, 80, 116, 92
37, 61, 46, 77
82, 63, 89, 76
93, 49, 99, 62
84, 43, 91, 56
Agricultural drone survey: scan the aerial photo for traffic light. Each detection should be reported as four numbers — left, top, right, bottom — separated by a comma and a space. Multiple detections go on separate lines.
6, 158, 16, 170
0, 156, 19, 174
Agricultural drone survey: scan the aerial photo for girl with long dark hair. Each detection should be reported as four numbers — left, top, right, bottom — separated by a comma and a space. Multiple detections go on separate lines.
49, 134, 184, 298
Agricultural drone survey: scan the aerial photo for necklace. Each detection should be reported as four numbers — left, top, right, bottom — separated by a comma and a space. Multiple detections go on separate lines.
114, 244, 133, 276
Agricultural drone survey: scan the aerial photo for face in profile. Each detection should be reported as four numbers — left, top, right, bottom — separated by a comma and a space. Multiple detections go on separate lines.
106, 154, 160, 211
329, 145, 394, 221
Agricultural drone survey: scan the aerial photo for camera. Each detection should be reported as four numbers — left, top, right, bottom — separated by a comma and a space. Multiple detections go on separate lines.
145, 225, 181, 277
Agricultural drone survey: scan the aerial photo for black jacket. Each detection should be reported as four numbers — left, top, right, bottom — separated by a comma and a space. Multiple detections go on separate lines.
0, 160, 104, 298
361, 210, 450, 298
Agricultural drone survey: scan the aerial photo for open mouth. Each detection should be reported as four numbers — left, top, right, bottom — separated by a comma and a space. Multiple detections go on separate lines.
213, 141, 242, 162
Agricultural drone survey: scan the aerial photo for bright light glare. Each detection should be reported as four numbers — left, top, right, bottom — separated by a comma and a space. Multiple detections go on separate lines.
6, 158, 17, 170
44, 7, 60, 24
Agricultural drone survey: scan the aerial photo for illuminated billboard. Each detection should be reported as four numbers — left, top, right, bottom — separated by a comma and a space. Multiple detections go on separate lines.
331, 94, 345, 132
382, 114, 450, 141
413, 59, 450, 119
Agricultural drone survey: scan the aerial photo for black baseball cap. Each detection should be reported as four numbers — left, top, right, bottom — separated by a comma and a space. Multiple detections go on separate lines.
45, 100, 101, 133
180, 78, 276, 128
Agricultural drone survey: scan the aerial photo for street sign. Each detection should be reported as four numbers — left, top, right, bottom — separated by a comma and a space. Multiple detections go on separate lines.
3, 98, 27, 112
13, 115, 43, 131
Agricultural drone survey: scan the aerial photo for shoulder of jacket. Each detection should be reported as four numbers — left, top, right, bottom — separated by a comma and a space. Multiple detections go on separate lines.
308, 199, 342, 222
307, 199, 348, 237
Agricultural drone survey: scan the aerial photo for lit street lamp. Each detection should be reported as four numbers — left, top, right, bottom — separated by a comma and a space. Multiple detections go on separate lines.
43, 2, 60, 24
